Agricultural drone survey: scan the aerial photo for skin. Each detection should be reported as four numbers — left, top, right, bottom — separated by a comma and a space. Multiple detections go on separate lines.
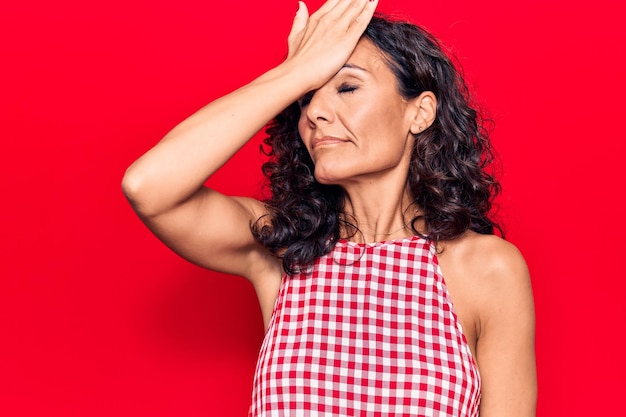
122, 0, 536, 415
297, 39, 437, 237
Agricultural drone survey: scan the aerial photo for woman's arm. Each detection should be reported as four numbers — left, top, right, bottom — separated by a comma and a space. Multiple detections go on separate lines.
474, 238, 537, 416
439, 233, 537, 416
121, 0, 379, 281
121, 63, 307, 279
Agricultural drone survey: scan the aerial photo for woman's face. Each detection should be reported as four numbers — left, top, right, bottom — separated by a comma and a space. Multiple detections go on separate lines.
297, 38, 417, 187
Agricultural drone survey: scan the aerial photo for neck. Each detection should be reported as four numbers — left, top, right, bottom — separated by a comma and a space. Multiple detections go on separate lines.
340, 185, 421, 244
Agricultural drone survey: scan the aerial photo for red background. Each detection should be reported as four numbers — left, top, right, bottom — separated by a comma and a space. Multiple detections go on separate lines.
1, 0, 625, 415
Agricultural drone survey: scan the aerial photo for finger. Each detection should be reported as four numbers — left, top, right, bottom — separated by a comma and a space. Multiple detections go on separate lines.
345, 0, 378, 34
290, 1, 309, 35
288, 1, 309, 41
287, 1, 309, 56
314, 0, 371, 31
312, 0, 341, 17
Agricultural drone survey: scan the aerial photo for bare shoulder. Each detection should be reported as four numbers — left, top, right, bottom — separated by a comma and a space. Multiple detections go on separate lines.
443, 231, 533, 330
436, 231, 534, 351
440, 231, 536, 415
440, 231, 530, 295
446, 231, 525, 266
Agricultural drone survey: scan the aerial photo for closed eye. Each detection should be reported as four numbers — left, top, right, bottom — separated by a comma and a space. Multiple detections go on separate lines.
338, 84, 358, 94
298, 84, 358, 108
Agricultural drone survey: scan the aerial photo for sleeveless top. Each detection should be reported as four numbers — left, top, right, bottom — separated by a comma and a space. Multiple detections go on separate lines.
249, 236, 481, 416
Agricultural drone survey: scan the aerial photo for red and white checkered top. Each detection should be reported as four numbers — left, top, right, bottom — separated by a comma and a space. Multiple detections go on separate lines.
249, 236, 481, 416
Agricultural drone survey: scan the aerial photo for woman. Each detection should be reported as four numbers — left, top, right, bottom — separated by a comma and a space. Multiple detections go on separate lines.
122, 0, 536, 415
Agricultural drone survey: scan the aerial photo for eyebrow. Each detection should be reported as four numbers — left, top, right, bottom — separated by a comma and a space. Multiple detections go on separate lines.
341, 63, 368, 72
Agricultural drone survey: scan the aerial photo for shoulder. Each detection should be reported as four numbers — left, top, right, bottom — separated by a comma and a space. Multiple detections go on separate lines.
440, 231, 529, 289
437, 231, 533, 335
440, 232, 537, 415
438, 232, 537, 414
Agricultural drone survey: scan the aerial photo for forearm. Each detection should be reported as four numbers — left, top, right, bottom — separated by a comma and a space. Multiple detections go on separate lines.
122, 62, 307, 217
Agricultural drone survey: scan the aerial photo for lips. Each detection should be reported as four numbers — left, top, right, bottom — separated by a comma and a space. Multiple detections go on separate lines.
311, 136, 349, 149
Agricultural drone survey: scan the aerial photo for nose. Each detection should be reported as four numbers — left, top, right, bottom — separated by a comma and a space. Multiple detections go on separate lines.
304, 89, 334, 127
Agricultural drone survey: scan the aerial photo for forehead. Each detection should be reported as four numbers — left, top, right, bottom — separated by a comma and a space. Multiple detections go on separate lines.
345, 38, 390, 73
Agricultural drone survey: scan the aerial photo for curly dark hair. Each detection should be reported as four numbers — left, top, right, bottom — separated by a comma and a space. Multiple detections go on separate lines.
252, 15, 502, 274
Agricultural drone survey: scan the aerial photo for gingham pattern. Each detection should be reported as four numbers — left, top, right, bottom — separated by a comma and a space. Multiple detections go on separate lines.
250, 236, 481, 416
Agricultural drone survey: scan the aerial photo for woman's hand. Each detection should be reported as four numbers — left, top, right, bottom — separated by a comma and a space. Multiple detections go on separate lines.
285, 0, 378, 92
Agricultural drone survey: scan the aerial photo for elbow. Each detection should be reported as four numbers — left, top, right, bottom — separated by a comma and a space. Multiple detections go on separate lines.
121, 165, 152, 216
121, 164, 179, 219
121, 165, 139, 201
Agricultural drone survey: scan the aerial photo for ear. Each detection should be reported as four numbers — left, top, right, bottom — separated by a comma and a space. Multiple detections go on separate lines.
408, 91, 437, 135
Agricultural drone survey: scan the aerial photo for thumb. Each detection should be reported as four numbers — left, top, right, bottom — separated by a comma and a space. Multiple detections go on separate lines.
287, 1, 309, 50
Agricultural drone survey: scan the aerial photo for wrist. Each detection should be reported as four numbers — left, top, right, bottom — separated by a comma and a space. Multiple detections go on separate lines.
253, 61, 317, 102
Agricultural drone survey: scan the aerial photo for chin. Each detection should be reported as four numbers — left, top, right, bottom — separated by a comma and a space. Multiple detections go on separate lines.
314, 174, 340, 186
313, 169, 345, 186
